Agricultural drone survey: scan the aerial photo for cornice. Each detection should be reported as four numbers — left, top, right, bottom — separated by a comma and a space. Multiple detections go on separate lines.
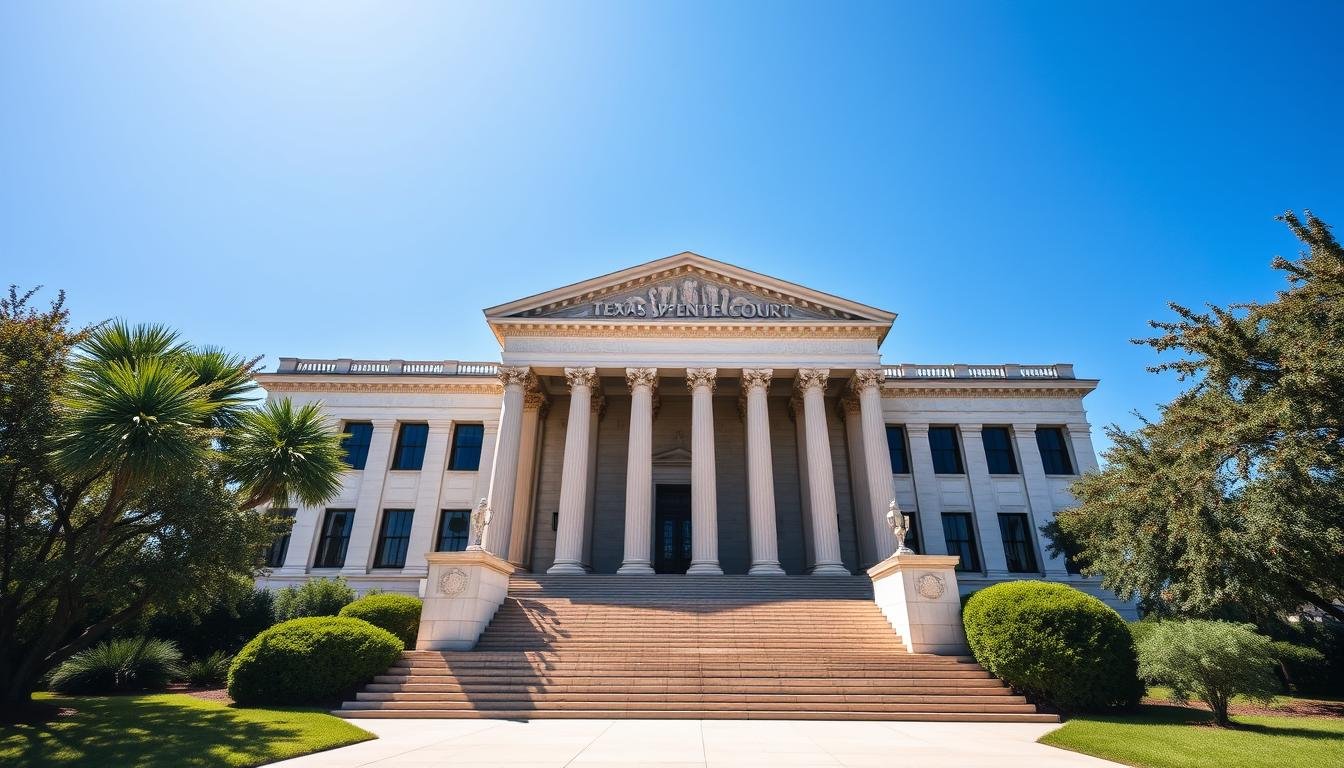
488, 319, 888, 343
881, 382, 1097, 399
259, 380, 503, 395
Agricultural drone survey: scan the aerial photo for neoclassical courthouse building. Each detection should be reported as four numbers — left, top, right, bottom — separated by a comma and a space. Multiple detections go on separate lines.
257, 253, 1128, 616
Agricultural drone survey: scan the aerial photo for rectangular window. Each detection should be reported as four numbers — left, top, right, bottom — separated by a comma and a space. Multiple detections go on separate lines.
982, 427, 1018, 474
436, 509, 472, 552
1036, 427, 1075, 475
314, 508, 355, 568
447, 423, 485, 471
885, 426, 910, 474
899, 509, 922, 554
941, 512, 981, 572
928, 427, 964, 474
262, 508, 295, 568
340, 422, 374, 470
391, 423, 429, 471
997, 513, 1039, 573
373, 509, 414, 568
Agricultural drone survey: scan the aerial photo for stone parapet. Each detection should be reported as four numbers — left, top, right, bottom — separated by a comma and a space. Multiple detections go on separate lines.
416, 550, 516, 651
867, 554, 969, 655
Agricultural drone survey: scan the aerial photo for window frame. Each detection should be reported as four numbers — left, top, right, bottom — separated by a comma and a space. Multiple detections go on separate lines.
447, 423, 486, 472
314, 508, 355, 569
997, 512, 1039, 573
340, 421, 374, 470
928, 426, 965, 475
885, 425, 911, 475
941, 511, 981, 572
1036, 427, 1075, 475
262, 508, 296, 568
373, 509, 415, 569
390, 422, 430, 471
435, 509, 472, 552
981, 426, 1019, 475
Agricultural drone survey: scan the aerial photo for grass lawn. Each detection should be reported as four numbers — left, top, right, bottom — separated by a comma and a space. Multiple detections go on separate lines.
1041, 702, 1344, 768
0, 692, 374, 767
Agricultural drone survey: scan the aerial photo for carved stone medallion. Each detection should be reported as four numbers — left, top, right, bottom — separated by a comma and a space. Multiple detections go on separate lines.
438, 568, 469, 597
915, 573, 946, 600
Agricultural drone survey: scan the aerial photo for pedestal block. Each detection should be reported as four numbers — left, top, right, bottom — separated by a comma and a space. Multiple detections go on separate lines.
867, 553, 968, 655
416, 550, 516, 651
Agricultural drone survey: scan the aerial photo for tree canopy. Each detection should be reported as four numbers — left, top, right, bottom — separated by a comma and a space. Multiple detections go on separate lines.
1047, 212, 1344, 622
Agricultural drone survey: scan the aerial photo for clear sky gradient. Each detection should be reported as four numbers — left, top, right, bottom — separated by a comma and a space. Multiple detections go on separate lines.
3, 2, 1342, 455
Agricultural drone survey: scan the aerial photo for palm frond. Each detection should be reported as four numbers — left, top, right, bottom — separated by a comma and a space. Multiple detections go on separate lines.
76, 320, 186, 368
227, 399, 347, 509
178, 347, 260, 429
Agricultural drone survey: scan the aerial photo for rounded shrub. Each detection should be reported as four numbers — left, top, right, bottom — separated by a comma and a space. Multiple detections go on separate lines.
272, 577, 356, 621
227, 616, 403, 706
962, 580, 1142, 713
338, 593, 422, 647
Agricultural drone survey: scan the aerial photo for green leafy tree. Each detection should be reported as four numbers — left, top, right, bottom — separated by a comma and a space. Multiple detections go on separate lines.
1136, 620, 1281, 726
1046, 212, 1344, 622
0, 287, 348, 718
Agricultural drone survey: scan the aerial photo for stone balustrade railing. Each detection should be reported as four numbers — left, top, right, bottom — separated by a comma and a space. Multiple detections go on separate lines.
881, 363, 1074, 380
276, 358, 501, 376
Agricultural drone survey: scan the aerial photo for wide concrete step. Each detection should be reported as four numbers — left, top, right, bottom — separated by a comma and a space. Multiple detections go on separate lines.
342, 698, 1039, 713
355, 691, 1025, 704
363, 682, 1014, 694
339, 708, 1058, 722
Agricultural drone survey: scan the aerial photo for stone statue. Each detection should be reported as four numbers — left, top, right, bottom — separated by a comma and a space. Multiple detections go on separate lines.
886, 499, 914, 555
466, 497, 492, 551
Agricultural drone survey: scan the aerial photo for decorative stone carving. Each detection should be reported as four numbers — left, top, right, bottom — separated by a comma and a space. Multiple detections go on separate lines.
685, 368, 718, 392
916, 573, 946, 600
795, 368, 830, 394
497, 366, 533, 389
466, 497, 491, 550
437, 567, 469, 597
838, 393, 861, 415
523, 389, 549, 412
851, 368, 886, 392
564, 367, 599, 389
886, 500, 914, 555
740, 368, 773, 391
625, 367, 659, 390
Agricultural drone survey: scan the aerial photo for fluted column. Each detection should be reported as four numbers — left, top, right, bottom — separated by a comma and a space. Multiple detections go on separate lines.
742, 369, 784, 575
686, 368, 722, 574
548, 367, 598, 574
852, 369, 899, 560
482, 367, 532, 556
619, 368, 658, 574
507, 391, 547, 566
796, 369, 848, 575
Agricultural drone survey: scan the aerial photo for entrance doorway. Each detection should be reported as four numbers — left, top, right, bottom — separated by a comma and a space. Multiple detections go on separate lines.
654, 484, 692, 574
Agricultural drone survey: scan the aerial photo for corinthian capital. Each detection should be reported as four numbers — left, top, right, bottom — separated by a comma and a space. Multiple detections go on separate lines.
685, 368, 718, 392
794, 368, 831, 394
850, 368, 886, 393
497, 365, 534, 389
740, 368, 774, 392
564, 367, 599, 390
625, 367, 659, 391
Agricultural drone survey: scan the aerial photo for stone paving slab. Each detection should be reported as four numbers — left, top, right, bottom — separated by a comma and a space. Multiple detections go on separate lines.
266, 718, 1124, 767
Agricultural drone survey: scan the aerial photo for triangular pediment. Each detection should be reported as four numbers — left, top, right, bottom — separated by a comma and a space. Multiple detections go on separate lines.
651, 446, 693, 465
483, 252, 896, 325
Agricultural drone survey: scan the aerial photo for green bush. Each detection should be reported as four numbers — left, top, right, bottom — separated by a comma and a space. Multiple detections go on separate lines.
338, 593, 422, 647
1265, 619, 1344, 696
227, 616, 403, 705
182, 651, 232, 687
273, 577, 356, 621
146, 586, 276, 658
963, 580, 1142, 713
1137, 620, 1281, 726
48, 637, 184, 694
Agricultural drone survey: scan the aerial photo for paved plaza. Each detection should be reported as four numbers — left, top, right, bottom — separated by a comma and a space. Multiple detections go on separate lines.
269, 718, 1122, 768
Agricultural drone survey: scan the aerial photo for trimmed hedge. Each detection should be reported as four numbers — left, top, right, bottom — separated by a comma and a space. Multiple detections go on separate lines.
227, 617, 403, 705
339, 593, 423, 647
273, 577, 356, 621
963, 581, 1142, 713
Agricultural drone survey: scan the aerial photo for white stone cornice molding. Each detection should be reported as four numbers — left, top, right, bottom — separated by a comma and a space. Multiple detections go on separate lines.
625, 367, 659, 391
960, 423, 984, 435
794, 368, 831, 395
740, 368, 774, 392
685, 368, 718, 393
904, 423, 931, 437
564, 367, 599, 390
370, 417, 399, 429
497, 365, 534, 389
850, 368, 886, 392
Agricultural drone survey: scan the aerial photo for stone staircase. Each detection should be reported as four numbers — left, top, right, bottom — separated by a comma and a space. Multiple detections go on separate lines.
338, 575, 1052, 721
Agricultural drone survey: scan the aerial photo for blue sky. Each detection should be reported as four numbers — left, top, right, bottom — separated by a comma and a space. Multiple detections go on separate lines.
3, 2, 1342, 455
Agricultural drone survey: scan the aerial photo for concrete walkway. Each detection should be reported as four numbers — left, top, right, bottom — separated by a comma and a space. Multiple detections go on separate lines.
269, 718, 1124, 767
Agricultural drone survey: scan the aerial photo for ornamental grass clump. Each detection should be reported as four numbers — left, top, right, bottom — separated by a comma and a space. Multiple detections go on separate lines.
181, 651, 232, 687
338, 593, 423, 647
1136, 620, 1284, 726
48, 637, 184, 694
962, 581, 1142, 713
227, 616, 402, 706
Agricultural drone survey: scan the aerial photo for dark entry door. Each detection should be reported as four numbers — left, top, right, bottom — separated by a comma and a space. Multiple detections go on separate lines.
654, 484, 692, 574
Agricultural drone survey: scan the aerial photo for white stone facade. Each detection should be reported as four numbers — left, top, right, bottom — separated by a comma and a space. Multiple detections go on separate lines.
255, 253, 1134, 617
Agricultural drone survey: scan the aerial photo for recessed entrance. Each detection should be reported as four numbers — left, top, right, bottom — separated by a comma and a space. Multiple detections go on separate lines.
654, 484, 692, 574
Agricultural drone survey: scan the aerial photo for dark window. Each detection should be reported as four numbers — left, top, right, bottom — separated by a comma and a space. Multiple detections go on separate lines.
941, 512, 980, 572
373, 509, 414, 568
314, 508, 355, 568
982, 427, 1018, 474
928, 427, 964, 474
1036, 427, 1075, 475
263, 508, 295, 568
340, 422, 374, 469
896, 509, 922, 554
447, 423, 485, 471
885, 426, 910, 474
997, 513, 1039, 573
436, 510, 471, 552
391, 423, 429, 470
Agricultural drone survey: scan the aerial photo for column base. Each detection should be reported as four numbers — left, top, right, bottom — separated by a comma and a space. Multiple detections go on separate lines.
810, 562, 851, 576
617, 561, 655, 575
748, 562, 786, 575
687, 562, 724, 575
547, 561, 588, 575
